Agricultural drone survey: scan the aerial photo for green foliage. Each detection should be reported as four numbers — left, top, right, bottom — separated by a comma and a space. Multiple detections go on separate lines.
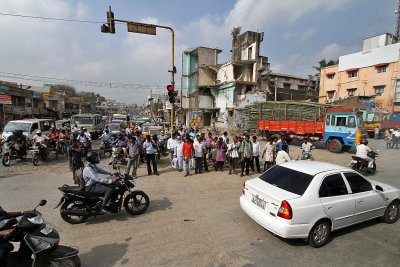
231, 26, 241, 39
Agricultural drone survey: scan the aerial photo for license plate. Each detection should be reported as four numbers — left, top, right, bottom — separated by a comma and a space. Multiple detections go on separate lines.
251, 194, 267, 210
40, 224, 53, 235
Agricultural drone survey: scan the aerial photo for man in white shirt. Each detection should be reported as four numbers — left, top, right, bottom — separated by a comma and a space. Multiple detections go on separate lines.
250, 136, 261, 173
167, 133, 177, 165
174, 136, 184, 172
275, 150, 291, 165
356, 139, 373, 168
391, 129, 400, 149
194, 135, 205, 174
220, 132, 228, 142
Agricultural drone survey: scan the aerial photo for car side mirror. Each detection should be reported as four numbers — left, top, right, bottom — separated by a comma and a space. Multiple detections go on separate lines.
375, 185, 384, 192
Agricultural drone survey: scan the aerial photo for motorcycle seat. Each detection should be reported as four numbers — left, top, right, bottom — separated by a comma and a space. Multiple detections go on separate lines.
59, 185, 100, 198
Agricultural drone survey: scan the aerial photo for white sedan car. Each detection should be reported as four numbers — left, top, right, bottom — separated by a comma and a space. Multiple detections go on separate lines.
240, 161, 400, 247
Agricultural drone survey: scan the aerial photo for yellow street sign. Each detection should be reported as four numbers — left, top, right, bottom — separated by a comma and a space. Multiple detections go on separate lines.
127, 22, 156, 35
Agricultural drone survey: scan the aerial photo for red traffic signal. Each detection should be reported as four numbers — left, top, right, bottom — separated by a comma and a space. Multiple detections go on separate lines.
167, 85, 174, 91
167, 85, 175, 103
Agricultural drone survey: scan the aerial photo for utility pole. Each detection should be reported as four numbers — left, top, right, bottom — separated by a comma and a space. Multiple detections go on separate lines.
274, 78, 278, 101
101, 6, 176, 132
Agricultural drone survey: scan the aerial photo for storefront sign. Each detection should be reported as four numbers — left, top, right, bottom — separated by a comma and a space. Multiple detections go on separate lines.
32, 91, 43, 99
0, 85, 9, 94
0, 94, 12, 104
190, 109, 203, 126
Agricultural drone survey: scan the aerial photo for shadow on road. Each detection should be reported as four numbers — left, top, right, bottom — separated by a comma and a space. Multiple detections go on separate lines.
80, 242, 129, 267
84, 197, 173, 225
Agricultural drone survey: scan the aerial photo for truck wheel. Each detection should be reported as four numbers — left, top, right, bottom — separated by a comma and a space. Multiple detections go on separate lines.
329, 139, 342, 153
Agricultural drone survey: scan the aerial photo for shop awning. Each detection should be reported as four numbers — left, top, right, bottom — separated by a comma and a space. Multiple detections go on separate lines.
374, 63, 389, 67
345, 68, 359, 72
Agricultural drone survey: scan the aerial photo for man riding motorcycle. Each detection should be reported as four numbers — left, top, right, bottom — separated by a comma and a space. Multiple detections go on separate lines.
4, 130, 27, 156
31, 130, 49, 157
99, 129, 113, 142
82, 151, 119, 213
109, 132, 128, 165
356, 139, 373, 168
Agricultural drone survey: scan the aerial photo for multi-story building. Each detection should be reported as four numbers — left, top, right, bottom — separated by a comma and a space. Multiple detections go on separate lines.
319, 33, 400, 112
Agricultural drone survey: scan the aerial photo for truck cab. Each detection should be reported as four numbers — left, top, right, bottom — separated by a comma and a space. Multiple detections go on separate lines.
324, 109, 365, 152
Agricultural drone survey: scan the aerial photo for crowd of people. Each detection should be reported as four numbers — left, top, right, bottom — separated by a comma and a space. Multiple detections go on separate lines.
165, 127, 296, 177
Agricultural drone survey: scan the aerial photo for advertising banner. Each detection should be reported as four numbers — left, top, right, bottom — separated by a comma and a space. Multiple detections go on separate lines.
0, 94, 12, 105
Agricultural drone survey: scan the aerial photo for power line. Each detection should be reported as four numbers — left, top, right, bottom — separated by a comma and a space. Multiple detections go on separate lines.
0, 12, 104, 24
0, 71, 180, 90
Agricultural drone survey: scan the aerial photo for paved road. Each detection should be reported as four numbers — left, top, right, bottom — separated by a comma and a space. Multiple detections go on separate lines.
0, 139, 399, 267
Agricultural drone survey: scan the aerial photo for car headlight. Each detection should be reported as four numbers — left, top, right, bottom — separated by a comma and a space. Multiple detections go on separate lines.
28, 215, 44, 225
27, 236, 52, 251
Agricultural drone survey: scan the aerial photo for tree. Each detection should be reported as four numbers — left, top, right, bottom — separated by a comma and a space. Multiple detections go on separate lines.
313, 59, 339, 72
231, 26, 241, 39
51, 84, 78, 96
78, 91, 106, 104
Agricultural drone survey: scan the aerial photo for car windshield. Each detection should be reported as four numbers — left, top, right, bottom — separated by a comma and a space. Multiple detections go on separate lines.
109, 123, 120, 131
259, 165, 314, 195
72, 117, 94, 125
4, 122, 31, 132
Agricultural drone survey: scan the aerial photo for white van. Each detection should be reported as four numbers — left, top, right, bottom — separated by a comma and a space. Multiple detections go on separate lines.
2, 119, 56, 140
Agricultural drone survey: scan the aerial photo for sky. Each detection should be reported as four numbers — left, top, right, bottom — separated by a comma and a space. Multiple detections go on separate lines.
0, 0, 397, 104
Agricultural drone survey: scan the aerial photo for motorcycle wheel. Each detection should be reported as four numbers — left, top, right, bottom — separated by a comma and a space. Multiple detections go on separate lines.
2, 154, 10, 166
112, 159, 118, 170
55, 147, 59, 159
50, 255, 81, 267
370, 162, 377, 174
60, 201, 88, 224
0, 146, 3, 154
124, 191, 150, 215
20, 153, 27, 160
32, 154, 39, 166
99, 148, 105, 158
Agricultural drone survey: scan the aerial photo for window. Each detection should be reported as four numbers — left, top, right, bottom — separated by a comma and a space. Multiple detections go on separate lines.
374, 86, 384, 95
336, 116, 347, 126
331, 115, 336, 126
348, 70, 358, 78
40, 121, 51, 132
259, 165, 313, 196
348, 88, 357, 96
377, 66, 386, 73
319, 174, 348, 198
283, 83, 291, 89
327, 74, 335, 79
285, 78, 290, 82
326, 115, 330, 125
327, 91, 335, 99
348, 116, 356, 128
343, 172, 372, 193
30, 123, 38, 133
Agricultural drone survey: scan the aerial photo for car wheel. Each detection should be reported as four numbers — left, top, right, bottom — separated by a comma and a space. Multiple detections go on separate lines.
383, 201, 399, 224
308, 220, 331, 248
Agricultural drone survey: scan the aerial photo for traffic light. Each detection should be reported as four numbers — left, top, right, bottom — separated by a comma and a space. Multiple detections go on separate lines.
107, 10, 115, 34
101, 7, 115, 34
167, 84, 175, 103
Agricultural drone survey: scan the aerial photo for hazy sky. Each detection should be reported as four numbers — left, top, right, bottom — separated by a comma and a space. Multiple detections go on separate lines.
0, 0, 397, 104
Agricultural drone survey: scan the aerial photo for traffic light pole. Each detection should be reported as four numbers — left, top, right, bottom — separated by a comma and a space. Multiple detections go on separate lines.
104, 6, 176, 133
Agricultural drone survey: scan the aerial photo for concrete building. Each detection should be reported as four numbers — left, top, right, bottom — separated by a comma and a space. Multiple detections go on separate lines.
319, 33, 400, 113
181, 31, 319, 129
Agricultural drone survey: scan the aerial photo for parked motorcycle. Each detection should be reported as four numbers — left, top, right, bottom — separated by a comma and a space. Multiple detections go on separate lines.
31, 142, 48, 166
2, 141, 27, 166
99, 140, 112, 158
1, 199, 81, 267
350, 150, 379, 174
56, 174, 150, 224
111, 145, 126, 169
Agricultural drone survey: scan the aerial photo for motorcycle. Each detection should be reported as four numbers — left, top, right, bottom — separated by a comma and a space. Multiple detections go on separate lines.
47, 138, 63, 159
111, 145, 126, 169
99, 140, 112, 158
56, 174, 150, 224
1, 199, 81, 267
31, 142, 48, 166
300, 146, 315, 160
350, 150, 379, 174
2, 141, 28, 166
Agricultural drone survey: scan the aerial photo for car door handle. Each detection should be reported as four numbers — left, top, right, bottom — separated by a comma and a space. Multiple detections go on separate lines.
327, 205, 333, 210
358, 200, 363, 204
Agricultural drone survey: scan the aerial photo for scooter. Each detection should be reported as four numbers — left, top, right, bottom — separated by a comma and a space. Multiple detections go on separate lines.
2, 141, 28, 166
350, 150, 379, 174
99, 140, 112, 158
1, 199, 81, 267
56, 174, 149, 224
